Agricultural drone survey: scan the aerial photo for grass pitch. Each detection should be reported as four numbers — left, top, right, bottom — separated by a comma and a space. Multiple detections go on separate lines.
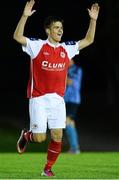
0, 152, 119, 179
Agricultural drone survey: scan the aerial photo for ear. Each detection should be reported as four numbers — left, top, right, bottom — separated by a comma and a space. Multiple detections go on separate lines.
45, 28, 50, 35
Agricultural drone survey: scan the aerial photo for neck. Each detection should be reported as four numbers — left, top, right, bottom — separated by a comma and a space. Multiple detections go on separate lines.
48, 37, 59, 46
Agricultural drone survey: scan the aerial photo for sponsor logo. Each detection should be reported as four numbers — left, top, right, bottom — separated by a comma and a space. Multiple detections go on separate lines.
42, 61, 65, 71
43, 52, 50, 56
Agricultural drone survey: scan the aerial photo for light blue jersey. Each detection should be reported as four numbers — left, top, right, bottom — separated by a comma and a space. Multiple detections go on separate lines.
64, 63, 83, 104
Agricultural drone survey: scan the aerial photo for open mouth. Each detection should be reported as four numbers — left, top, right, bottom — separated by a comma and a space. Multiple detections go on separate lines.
57, 33, 62, 37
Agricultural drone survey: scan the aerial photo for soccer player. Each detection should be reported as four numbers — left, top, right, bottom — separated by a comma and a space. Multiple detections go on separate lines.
64, 60, 83, 154
13, 0, 99, 177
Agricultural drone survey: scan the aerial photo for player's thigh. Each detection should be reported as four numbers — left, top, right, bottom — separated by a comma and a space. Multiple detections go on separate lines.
29, 97, 47, 133
48, 96, 66, 129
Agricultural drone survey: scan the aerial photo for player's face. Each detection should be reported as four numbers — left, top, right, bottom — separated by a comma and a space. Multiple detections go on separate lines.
48, 21, 63, 43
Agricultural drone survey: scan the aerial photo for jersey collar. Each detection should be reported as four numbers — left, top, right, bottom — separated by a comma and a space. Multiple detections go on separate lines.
46, 39, 61, 48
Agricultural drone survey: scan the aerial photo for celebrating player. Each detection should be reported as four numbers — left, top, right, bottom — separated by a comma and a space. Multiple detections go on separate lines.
13, 0, 99, 177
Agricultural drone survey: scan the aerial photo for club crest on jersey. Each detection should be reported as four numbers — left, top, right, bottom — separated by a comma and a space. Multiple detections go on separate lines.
60, 52, 65, 58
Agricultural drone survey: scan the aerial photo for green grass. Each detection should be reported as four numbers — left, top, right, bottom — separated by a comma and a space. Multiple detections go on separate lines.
0, 152, 119, 179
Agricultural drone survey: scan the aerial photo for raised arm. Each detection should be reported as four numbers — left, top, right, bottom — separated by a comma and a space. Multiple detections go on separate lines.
78, 3, 100, 50
13, 0, 36, 46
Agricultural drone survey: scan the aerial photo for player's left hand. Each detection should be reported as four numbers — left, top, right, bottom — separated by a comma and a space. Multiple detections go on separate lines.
87, 3, 100, 21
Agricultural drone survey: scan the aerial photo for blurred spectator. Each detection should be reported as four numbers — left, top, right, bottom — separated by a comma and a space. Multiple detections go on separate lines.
64, 59, 83, 154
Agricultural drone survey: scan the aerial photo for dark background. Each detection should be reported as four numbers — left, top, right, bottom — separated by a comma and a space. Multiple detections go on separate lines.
0, 0, 119, 152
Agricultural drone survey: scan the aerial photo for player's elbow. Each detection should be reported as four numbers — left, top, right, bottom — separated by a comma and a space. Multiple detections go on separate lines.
86, 36, 94, 46
13, 31, 18, 40
89, 38, 94, 44
13, 33, 21, 42
13, 33, 26, 45
13, 33, 19, 42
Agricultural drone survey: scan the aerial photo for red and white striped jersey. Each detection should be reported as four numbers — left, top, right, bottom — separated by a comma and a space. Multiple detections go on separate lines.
22, 38, 79, 98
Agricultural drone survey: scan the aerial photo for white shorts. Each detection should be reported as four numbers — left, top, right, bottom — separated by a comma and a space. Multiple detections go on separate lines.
29, 93, 66, 133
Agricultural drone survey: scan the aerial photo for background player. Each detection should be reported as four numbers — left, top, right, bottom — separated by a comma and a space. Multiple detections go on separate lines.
64, 60, 83, 154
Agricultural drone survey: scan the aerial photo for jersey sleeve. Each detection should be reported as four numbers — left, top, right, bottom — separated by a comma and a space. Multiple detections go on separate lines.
22, 38, 44, 59
63, 41, 79, 59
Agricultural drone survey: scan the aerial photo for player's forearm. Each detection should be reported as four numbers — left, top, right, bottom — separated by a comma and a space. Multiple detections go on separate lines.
13, 15, 28, 44
85, 18, 97, 44
78, 18, 97, 50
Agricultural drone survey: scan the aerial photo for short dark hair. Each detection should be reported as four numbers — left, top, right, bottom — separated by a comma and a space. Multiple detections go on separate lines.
44, 16, 64, 29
